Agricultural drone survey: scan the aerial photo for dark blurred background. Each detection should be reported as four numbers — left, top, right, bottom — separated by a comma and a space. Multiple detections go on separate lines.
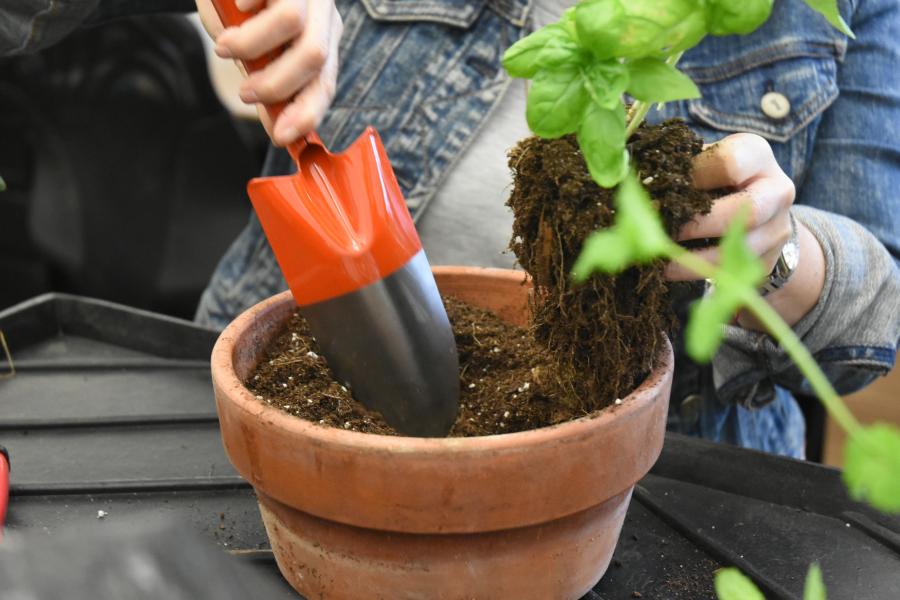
0, 12, 267, 319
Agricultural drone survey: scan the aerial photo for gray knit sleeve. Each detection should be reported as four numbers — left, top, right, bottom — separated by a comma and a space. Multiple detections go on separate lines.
712, 205, 900, 405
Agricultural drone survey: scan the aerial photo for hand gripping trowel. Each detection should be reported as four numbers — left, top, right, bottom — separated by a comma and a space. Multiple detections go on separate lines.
211, 0, 459, 436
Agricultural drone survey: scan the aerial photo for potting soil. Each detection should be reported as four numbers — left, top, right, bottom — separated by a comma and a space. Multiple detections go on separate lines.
248, 296, 580, 436
507, 119, 713, 413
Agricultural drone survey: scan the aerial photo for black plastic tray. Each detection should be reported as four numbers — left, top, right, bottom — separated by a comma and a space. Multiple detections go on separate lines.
1, 294, 897, 599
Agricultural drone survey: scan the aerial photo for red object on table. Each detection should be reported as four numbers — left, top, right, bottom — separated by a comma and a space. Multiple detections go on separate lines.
0, 446, 9, 539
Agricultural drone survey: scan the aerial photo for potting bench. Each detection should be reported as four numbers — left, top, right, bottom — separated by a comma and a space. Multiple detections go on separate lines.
0, 294, 897, 599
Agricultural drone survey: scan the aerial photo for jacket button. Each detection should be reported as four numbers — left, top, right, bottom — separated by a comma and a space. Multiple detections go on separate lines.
761, 92, 791, 119
679, 393, 703, 426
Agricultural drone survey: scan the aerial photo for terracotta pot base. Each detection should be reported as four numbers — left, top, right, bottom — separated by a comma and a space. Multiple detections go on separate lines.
259, 488, 631, 600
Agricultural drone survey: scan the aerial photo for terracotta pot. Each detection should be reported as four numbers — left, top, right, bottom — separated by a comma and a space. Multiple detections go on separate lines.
211, 267, 674, 600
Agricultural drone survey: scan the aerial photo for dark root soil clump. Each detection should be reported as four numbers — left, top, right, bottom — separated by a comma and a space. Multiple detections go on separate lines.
506, 119, 712, 412
248, 297, 578, 436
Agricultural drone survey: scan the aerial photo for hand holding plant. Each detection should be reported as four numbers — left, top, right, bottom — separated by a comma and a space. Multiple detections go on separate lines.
670, 134, 828, 330
666, 135, 797, 286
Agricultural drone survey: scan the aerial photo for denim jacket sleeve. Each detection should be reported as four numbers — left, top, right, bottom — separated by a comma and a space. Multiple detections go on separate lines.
708, 0, 900, 401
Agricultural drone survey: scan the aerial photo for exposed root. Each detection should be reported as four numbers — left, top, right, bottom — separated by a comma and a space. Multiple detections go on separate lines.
506, 120, 712, 411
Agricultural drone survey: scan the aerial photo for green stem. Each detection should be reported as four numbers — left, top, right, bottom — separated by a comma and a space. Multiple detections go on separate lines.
739, 292, 862, 436
580, 67, 605, 109
666, 244, 863, 437
625, 51, 685, 140
664, 242, 715, 278
624, 102, 651, 139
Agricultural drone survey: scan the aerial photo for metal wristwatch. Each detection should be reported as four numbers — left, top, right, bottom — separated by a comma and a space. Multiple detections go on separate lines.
759, 213, 800, 296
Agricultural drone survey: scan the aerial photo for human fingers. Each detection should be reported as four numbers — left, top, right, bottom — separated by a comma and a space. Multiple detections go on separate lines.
215, 0, 308, 62
240, 0, 339, 105
692, 132, 780, 190
270, 7, 340, 144
665, 207, 792, 281
677, 172, 795, 241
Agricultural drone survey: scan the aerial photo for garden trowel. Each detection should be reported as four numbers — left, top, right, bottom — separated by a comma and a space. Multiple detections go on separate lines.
211, 0, 459, 436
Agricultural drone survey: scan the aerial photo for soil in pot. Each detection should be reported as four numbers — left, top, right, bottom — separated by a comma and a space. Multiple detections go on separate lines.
248, 119, 712, 435
248, 295, 580, 436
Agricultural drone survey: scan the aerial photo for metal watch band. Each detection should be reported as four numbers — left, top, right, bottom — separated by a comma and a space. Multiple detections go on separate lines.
759, 212, 800, 297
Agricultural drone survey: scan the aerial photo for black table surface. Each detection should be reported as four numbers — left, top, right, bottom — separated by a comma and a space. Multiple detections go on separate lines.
1, 294, 897, 600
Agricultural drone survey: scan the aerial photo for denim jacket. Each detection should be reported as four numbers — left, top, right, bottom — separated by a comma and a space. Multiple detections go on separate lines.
7, 0, 899, 457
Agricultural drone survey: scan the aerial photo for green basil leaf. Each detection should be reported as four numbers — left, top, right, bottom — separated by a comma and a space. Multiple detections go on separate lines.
572, 228, 630, 280
560, 7, 580, 41
571, 171, 667, 280
719, 208, 767, 287
714, 568, 765, 600
801, 0, 855, 38
575, 0, 626, 60
626, 58, 701, 103
0, 174, 5, 192
576, 103, 629, 187
577, 0, 705, 59
503, 24, 577, 79
685, 208, 765, 363
616, 0, 702, 58
842, 423, 900, 513
662, 10, 708, 53
584, 61, 630, 110
526, 66, 589, 138
705, 0, 773, 36
804, 563, 827, 600
686, 292, 727, 363
616, 170, 669, 259
537, 35, 589, 72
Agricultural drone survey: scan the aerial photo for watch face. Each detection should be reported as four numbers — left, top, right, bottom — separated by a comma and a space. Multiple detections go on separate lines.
783, 238, 800, 271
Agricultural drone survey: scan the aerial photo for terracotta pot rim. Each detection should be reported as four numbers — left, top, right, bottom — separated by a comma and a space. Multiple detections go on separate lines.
212, 266, 673, 454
